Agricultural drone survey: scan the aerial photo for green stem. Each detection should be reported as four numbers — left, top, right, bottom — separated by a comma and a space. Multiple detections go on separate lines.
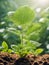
20, 30, 24, 45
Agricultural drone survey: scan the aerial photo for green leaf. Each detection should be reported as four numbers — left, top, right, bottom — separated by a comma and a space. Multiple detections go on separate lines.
3, 32, 21, 46
11, 6, 35, 25
2, 41, 8, 51
11, 45, 18, 52
8, 49, 13, 53
26, 23, 41, 35
35, 48, 43, 55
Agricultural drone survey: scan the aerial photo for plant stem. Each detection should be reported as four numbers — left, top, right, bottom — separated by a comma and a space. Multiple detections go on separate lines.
20, 30, 24, 45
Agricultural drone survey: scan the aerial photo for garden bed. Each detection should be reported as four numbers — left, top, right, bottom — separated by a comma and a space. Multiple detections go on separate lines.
0, 52, 49, 65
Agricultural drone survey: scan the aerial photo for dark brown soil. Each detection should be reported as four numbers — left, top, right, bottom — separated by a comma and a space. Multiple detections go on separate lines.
14, 58, 31, 65
0, 52, 20, 65
0, 52, 49, 65
26, 54, 49, 65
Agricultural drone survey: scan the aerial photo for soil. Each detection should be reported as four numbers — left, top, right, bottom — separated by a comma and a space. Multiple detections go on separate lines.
0, 52, 20, 65
0, 52, 49, 65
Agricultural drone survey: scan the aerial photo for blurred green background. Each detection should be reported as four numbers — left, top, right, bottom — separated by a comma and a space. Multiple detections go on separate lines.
0, 0, 49, 54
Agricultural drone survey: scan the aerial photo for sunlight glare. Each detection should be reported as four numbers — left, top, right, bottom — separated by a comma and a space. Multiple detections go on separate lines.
37, 0, 48, 6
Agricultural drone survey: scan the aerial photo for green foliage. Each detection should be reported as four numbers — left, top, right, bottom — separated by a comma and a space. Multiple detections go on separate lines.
0, 41, 43, 56
0, 41, 13, 53
3, 32, 21, 46
11, 42, 43, 57
2, 41, 8, 52
34, 48, 43, 55
0, 0, 16, 21
0, 1, 49, 56
26, 23, 41, 35
11, 6, 35, 25
0, 0, 18, 45
0, 39, 43, 57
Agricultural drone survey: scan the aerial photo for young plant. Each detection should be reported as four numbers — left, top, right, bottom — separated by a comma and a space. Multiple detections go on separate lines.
0, 41, 43, 57
11, 41, 43, 57
8, 6, 44, 57
0, 41, 13, 53
10, 6, 35, 44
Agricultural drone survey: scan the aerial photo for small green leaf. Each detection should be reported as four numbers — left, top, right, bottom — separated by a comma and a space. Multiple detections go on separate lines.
8, 49, 13, 53
35, 48, 43, 55
26, 23, 41, 35
11, 45, 18, 52
2, 41, 8, 51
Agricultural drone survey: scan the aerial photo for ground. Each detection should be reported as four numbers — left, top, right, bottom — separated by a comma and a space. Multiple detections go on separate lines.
0, 52, 49, 65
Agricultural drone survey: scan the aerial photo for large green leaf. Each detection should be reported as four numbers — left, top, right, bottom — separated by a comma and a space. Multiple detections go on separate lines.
26, 23, 41, 35
11, 6, 35, 25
